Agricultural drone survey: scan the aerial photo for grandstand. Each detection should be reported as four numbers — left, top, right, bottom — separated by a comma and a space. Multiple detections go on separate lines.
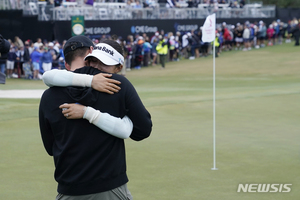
0, 0, 275, 20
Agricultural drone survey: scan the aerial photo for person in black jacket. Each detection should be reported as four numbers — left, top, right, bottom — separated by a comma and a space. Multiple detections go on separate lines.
22, 41, 32, 79
0, 34, 10, 54
39, 37, 152, 200
291, 19, 300, 46
0, 34, 10, 83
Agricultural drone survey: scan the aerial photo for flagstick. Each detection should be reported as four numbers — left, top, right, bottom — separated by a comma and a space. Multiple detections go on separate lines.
211, 40, 218, 170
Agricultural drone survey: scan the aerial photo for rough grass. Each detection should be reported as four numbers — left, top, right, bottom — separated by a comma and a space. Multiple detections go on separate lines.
0, 43, 299, 200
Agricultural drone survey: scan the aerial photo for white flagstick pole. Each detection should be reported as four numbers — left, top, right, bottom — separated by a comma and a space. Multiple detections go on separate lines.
211, 39, 218, 170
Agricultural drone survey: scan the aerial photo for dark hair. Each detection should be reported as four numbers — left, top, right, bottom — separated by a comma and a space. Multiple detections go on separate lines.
64, 47, 90, 66
100, 39, 124, 56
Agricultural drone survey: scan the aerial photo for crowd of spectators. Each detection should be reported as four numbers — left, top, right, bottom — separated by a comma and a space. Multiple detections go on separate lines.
37, 0, 246, 8
165, 0, 246, 9
0, 17, 299, 79
37, 0, 95, 7
1, 37, 65, 79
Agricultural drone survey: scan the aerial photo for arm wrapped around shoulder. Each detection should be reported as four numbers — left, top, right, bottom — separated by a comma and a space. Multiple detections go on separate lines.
42, 69, 93, 87
83, 106, 133, 139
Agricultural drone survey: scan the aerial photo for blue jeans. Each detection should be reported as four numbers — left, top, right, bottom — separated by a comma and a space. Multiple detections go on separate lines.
0, 63, 5, 74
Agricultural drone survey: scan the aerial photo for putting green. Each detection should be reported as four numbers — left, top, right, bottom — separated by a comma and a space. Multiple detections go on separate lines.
0, 43, 299, 200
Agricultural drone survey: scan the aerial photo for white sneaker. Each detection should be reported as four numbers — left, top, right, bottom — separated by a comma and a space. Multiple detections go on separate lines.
189, 56, 195, 60
11, 73, 18, 78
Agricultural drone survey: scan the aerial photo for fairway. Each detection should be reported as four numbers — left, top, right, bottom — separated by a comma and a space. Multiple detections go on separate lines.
0, 43, 299, 200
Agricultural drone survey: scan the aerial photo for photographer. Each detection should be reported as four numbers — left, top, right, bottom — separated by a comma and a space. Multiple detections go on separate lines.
0, 34, 10, 84
156, 34, 169, 69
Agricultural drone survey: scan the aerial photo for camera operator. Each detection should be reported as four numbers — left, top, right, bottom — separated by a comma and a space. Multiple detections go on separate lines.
0, 34, 10, 84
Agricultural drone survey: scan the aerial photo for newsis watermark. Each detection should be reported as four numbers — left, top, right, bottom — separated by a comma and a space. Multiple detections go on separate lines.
237, 184, 292, 193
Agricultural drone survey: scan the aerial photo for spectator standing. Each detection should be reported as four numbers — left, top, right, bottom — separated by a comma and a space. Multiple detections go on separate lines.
168, 36, 176, 61
174, 31, 182, 60
134, 39, 144, 69
273, 20, 281, 44
15, 46, 28, 77
223, 25, 232, 51
243, 24, 251, 50
0, 36, 10, 74
31, 47, 43, 79
156, 35, 168, 69
173, 36, 180, 61
200, 37, 209, 57
22, 41, 32, 79
56, 43, 65, 69
0, 34, 10, 54
6, 45, 17, 78
257, 21, 267, 48
0, 51, 6, 74
151, 37, 158, 65
285, 20, 292, 43
142, 37, 152, 67
278, 21, 284, 45
252, 24, 258, 47
0, 34, 10, 83
217, 28, 223, 53
213, 31, 220, 57
192, 30, 201, 58
291, 19, 300, 46
267, 24, 274, 46
261, 21, 267, 47
181, 32, 189, 59
41, 46, 53, 72
28, 40, 34, 55
125, 35, 134, 70
48, 42, 59, 69
187, 32, 197, 59
234, 23, 243, 50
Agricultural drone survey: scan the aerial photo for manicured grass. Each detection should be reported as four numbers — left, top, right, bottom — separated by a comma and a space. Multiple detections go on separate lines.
0, 43, 299, 200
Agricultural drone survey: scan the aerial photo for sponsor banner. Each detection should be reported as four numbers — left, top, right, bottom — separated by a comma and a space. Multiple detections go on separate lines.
53, 18, 276, 42
174, 23, 199, 32
71, 16, 85, 36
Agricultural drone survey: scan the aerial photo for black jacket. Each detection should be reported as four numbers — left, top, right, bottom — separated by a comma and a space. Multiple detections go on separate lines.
39, 66, 152, 195
0, 34, 10, 63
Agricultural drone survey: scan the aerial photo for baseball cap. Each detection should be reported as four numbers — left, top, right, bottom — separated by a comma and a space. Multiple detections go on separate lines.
84, 43, 124, 66
63, 35, 94, 56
